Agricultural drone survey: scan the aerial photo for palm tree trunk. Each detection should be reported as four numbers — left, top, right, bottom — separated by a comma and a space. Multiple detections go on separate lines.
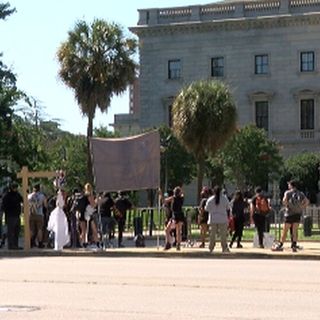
86, 113, 94, 185
197, 158, 205, 204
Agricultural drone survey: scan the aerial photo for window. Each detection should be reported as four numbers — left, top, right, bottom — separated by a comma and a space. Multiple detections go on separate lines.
300, 51, 315, 72
255, 101, 269, 131
255, 54, 268, 75
168, 59, 181, 79
301, 99, 314, 130
211, 57, 224, 77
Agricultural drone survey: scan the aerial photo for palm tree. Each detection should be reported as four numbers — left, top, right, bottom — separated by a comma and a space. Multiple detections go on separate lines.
57, 19, 137, 184
172, 80, 237, 201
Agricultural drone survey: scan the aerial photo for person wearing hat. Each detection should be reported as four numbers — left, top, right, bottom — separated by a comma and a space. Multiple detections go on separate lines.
1, 182, 23, 249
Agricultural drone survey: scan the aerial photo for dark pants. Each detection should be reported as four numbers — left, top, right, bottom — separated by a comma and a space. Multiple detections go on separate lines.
117, 219, 125, 246
230, 217, 244, 245
6, 215, 20, 249
253, 213, 266, 246
70, 213, 79, 248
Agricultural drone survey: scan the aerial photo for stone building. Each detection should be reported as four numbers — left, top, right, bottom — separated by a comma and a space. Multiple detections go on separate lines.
114, 0, 320, 157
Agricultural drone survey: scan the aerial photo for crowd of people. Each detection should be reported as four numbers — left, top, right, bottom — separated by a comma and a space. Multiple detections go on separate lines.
0, 175, 309, 253
162, 179, 309, 253
0, 177, 133, 251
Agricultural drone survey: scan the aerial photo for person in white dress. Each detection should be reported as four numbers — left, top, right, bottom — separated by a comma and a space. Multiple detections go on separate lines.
47, 190, 69, 250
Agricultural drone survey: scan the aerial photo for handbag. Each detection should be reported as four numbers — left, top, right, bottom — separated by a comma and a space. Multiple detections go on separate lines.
228, 216, 235, 232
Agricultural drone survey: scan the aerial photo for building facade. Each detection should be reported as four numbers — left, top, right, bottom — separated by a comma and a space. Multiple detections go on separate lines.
114, 0, 320, 157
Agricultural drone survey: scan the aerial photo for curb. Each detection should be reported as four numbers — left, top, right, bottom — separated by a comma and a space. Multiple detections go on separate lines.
0, 248, 320, 260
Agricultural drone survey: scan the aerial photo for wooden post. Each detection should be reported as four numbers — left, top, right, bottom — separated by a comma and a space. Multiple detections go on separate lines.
17, 166, 56, 251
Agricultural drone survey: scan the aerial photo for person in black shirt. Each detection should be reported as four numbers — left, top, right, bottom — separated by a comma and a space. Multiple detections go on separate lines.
1, 182, 23, 249
114, 191, 132, 248
163, 186, 184, 251
229, 190, 247, 248
99, 192, 116, 248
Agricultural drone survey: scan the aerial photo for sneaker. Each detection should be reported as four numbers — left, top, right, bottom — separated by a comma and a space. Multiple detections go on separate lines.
222, 247, 230, 253
199, 242, 205, 248
229, 242, 233, 248
271, 242, 283, 252
236, 244, 243, 248
176, 244, 181, 251
164, 243, 171, 250
259, 244, 264, 249
292, 246, 298, 253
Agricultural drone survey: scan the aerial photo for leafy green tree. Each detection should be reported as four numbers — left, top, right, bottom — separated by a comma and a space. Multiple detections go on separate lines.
280, 152, 320, 203
222, 124, 283, 191
0, 3, 23, 181
205, 156, 225, 188
172, 80, 237, 200
57, 19, 137, 185
94, 125, 120, 138
0, 2, 15, 20
159, 125, 196, 192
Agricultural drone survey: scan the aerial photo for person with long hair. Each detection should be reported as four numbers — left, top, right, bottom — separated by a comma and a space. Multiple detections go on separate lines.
205, 185, 230, 253
164, 186, 184, 251
229, 190, 247, 248
197, 187, 211, 248
80, 183, 99, 248
250, 186, 271, 248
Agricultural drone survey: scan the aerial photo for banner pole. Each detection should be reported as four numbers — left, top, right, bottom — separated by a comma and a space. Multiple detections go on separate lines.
157, 188, 161, 250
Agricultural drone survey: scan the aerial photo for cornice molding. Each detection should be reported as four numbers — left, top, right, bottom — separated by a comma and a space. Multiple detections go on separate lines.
130, 13, 320, 37
248, 90, 275, 102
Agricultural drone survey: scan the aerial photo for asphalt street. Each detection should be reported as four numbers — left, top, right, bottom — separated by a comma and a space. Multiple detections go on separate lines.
0, 256, 320, 319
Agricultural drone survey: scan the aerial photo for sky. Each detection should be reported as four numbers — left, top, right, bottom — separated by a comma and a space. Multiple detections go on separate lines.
1, 0, 213, 135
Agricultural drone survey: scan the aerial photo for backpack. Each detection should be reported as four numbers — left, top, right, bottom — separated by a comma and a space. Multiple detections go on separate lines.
287, 190, 305, 214
255, 196, 270, 214
70, 193, 88, 215
134, 234, 145, 247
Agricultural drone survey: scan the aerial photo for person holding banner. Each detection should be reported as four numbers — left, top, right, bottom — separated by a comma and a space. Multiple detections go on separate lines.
114, 191, 132, 248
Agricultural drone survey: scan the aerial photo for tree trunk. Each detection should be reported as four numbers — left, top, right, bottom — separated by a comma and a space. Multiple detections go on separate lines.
86, 113, 94, 186
197, 158, 205, 204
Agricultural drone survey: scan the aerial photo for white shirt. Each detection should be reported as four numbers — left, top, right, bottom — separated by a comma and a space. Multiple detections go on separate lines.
205, 194, 230, 224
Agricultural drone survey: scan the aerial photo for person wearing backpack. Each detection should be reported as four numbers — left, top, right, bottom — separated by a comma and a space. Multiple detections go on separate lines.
250, 186, 271, 248
275, 180, 309, 252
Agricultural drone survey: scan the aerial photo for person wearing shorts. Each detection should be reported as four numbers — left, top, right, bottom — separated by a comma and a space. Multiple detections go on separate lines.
276, 180, 309, 252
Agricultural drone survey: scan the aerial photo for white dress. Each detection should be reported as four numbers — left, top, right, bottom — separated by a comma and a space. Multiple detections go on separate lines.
47, 191, 70, 250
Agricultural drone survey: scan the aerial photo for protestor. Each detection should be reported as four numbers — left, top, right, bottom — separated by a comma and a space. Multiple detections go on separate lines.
163, 186, 184, 251
163, 189, 176, 250
205, 185, 230, 253
1, 182, 23, 250
250, 186, 271, 249
28, 184, 47, 248
47, 189, 70, 251
197, 187, 211, 248
83, 183, 100, 248
274, 180, 309, 252
98, 192, 116, 248
114, 191, 132, 248
229, 190, 247, 249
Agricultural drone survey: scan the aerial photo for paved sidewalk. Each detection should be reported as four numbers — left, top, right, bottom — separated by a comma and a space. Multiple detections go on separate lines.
1, 237, 320, 260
